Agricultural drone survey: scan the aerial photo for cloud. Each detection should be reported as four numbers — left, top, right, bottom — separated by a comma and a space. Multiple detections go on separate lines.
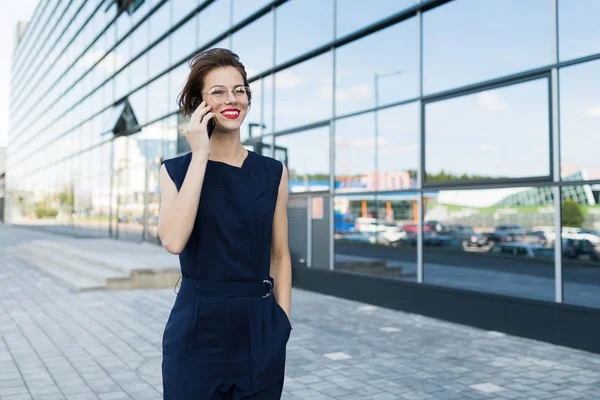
320, 84, 372, 102
76, 50, 126, 75
585, 105, 600, 119
270, 71, 306, 89
379, 144, 418, 154
479, 144, 497, 151
477, 91, 508, 113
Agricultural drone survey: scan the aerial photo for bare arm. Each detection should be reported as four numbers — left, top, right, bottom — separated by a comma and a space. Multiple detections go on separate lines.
271, 164, 292, 320
158, 154, 209, 254
158, 100, 214, 254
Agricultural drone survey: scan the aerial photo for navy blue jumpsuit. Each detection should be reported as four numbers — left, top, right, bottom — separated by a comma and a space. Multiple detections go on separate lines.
160, 150, 292, 399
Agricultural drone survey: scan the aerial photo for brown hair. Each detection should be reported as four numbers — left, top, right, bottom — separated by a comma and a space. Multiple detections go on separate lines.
177, 48, 251, 116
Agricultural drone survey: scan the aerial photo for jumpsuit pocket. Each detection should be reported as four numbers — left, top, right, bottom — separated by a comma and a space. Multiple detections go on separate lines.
163, 292, 197, 350
274, 300, 292, 331
188, 298, 250, 363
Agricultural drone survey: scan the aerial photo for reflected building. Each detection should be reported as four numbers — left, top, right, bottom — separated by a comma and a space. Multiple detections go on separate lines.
6, 0, 600, 354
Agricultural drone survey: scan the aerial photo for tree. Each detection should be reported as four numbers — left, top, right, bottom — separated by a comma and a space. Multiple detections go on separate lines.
562, 199, 584, 228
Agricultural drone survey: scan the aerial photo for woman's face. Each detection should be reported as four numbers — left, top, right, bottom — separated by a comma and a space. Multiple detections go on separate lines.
201, 66, 249, 133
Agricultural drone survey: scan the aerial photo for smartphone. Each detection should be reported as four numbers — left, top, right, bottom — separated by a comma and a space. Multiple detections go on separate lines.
191, 98, 215, 138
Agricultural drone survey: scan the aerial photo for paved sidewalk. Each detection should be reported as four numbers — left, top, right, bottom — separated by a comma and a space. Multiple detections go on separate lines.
1, 225, 600, 400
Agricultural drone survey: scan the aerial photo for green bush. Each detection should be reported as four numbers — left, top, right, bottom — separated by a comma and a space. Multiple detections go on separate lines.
35, 208, 58, 219
562, 199, 584, 228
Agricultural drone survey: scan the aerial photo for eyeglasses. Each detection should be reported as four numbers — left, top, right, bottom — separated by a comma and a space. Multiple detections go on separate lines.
202, 86, 252, 104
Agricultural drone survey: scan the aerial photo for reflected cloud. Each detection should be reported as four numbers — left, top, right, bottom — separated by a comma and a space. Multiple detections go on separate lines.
477, 91, 508, 113
270, 71, 306, 89
79, 51, 126, 74
321, 83, 372, 102
480, 144, 497, 151
584, 105, 600, 119
379, 144, 418, 154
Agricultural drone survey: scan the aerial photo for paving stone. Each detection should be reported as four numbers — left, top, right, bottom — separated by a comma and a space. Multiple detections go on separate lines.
2, 225, 600, 400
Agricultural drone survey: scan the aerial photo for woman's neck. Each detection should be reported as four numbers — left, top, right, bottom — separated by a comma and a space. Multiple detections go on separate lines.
209, 129, 246, 163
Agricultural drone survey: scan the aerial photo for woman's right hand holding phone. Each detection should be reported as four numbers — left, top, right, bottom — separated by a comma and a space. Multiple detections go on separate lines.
184, 100, 214, 156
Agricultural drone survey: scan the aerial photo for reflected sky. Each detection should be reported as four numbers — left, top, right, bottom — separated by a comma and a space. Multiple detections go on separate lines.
5, 0, 600, 194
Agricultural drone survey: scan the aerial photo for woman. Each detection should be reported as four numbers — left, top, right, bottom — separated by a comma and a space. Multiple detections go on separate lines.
158, 48, 292, 399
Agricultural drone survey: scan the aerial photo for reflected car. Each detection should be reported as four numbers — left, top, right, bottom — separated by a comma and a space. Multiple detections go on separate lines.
477, 231, 513, 246
495, 224, 527, 241
446, 224, 481, 247
562, 237, 600, 261
488, 242, 553, 259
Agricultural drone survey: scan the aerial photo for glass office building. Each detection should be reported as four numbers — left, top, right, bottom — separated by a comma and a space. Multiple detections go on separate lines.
7, 0, 600, 352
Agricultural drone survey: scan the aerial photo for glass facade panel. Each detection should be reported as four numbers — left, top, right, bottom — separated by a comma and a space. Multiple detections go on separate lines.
275, 127, 330, 193
334, 192, 418, 281
274, 52, 332, 132
148, 2, 171, 45
171, 17, 198, 64
423, 187, 555, 301
198, 0, 231, 49
377, 103, 419, 190
275, 0, 333, 65
559, 60, 600, 182
232, 0, 272, 25
231, 12, 273, 78
147, 73, 170, 123
425, 79, 550, 183
561, 187, 600, 309
148, 38, 170, 79
173, 0, 199, 24
335, 19, 418, 117
558, 0, 600, 62
423, 0, 553, 94
335, 112, 375, 193
335, 0, 416, 38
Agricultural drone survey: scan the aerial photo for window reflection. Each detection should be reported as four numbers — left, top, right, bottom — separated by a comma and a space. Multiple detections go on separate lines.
274, 52, 332, 132
423, 0, 553, 94
130, 22, 149, 58
275, 0, 333, 65
335, 113, 374, 193
377, 103, 418, 190
148, 3, 171, 44
173, 0, 199, 24
129, 87, 148, 127
335, 19, 418, 117
171, 17, 198, 64
198, 0, 231, 49
231, 12, 273, 78
129, 53, 148, 91
333, 193, 418, 280
232, 0, 272, 25
148, 39, 169, 79
424, 187, 555, 301
335, 0, 417, 38
425, 78, 550, 183
559, 60, 600, 181
170, 63, 188, 114
147, 73, 169, 122
561, 186, 600, 308
274, 127, 330, 193
558, 0, 600, 61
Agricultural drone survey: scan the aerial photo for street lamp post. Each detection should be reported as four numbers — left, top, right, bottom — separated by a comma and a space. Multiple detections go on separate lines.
374, 70, 405, 194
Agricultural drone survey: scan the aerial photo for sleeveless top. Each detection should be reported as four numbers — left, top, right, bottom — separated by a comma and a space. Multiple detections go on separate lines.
161, 150, 283, 282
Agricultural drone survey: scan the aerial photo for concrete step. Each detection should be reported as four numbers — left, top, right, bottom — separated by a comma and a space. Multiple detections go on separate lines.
7, 238, 181, 291
8, 248, 105, 291
30, 240, 138, 275
25, 245, 130, 282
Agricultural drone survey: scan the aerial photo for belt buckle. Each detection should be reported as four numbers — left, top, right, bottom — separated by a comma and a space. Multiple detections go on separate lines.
262, 279, 273, 298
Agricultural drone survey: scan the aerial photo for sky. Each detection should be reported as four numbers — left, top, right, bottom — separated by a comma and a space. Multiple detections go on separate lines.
0, 0, 39, 148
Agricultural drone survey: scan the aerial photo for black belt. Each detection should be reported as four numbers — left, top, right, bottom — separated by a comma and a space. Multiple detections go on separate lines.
175, 275, 274, 298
